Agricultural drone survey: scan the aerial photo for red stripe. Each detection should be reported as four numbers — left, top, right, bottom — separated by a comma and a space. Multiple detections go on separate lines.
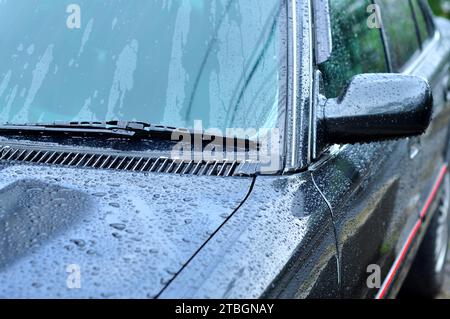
376, 164, 448, 299
376, 220, 422, 299
420, 165, 447, 219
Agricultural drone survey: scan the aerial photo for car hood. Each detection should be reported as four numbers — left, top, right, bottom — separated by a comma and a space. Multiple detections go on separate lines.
0, 162, 253, 298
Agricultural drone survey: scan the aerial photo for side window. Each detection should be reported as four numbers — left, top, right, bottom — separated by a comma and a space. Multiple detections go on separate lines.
411, 0, 433, 45
377, 0, 421, 71
319, 0, 388, 98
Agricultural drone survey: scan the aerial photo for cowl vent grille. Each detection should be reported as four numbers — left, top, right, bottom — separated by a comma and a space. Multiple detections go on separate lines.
0, 145, 250, 177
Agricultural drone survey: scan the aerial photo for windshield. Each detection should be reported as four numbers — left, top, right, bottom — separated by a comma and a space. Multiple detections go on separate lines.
0, 0, 285, 137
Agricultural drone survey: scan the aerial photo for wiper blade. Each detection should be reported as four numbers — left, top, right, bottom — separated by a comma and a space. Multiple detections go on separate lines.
0, 121, 258, 150
0, 121, 182, 139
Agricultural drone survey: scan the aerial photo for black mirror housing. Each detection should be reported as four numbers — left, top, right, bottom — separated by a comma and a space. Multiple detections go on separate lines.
318, 73, 433, 145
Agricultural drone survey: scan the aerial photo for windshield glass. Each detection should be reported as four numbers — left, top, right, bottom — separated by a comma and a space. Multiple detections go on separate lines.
0, 0, 285, 136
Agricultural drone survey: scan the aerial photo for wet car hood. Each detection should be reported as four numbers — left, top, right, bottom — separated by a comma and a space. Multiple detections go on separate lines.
0, 162, 253, 298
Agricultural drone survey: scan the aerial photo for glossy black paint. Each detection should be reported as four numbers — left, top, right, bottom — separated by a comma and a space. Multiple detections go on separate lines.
0, 135, 339, 298
320, 74, 433, 145
159, 174, 339, 298
306, 16, 450, 298
0, 155, 254, 298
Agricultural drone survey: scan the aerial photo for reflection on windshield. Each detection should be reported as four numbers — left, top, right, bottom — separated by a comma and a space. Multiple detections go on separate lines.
0, 0, 284, 133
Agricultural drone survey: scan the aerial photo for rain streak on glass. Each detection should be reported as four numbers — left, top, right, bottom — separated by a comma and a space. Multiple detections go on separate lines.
0, 0, 284, 133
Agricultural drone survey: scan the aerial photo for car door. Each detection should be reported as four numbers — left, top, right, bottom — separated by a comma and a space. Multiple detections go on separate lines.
370, 0, 450, 297
397, 0, 450, 219
309, 0, 450, 298
378, 0, 450, 186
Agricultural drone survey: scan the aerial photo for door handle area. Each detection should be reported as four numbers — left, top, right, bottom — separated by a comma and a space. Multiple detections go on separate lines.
445, 74, 450, 103
409, 137, 421, 159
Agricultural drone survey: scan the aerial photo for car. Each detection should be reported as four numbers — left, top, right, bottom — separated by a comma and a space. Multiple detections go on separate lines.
0, 0, 449, 299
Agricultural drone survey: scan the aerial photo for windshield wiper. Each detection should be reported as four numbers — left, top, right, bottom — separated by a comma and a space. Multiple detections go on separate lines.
0, 121, 182, 139
0, 121, 258, 150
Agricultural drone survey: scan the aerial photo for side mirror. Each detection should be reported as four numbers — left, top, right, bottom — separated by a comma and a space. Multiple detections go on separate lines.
318, 73, 433, 145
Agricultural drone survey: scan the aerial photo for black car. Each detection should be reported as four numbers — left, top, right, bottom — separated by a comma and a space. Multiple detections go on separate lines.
0, 0, 449, 299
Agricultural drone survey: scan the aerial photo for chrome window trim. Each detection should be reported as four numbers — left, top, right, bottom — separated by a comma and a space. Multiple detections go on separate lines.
291, 0, 299, 166
283, 0, 314, 173
313, 0, 332, 64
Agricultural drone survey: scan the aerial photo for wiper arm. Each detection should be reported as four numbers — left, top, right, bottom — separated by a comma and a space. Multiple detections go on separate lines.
0, 121, 181, 139
0, 121, 258, 150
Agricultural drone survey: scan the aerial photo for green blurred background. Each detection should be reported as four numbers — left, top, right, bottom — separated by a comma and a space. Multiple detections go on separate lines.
429, 0, 450, 18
